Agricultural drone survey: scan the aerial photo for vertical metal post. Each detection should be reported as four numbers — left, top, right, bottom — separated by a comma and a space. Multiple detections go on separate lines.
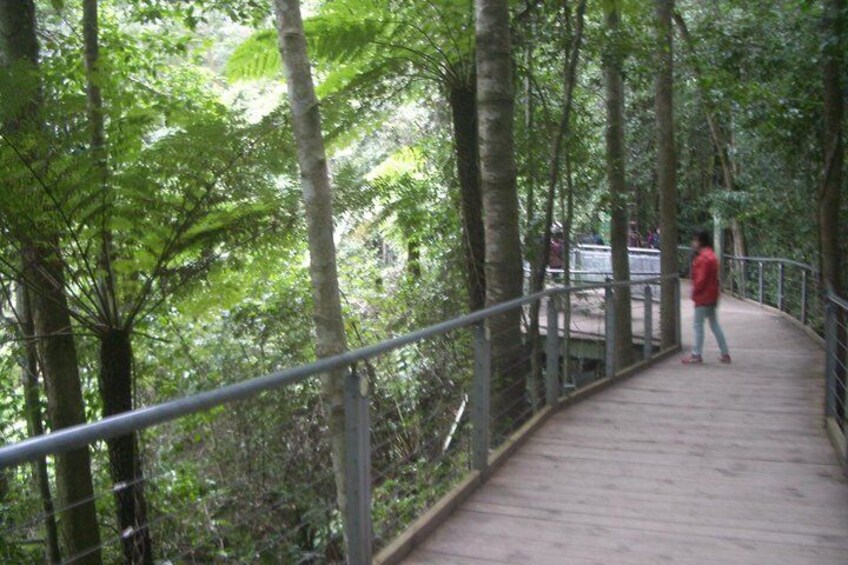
643, 285, 653, 360
758, 261, 764, 305
741, 260, 747, 299
777, 263, 785, 312
605, 284, 616, 378
545, 297, 560, 406
343, 366, 372, 565
726, 257, 734, 293
801, 269, 808, 325
825, 301, 837, 419
561, 292, 574, 391
714, 214, 724, 286
675, 277, 682, 348
471, 323, 491, 473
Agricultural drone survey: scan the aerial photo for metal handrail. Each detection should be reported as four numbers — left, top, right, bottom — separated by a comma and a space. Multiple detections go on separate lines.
0, 275, 673, 468
725, 255, 816, 272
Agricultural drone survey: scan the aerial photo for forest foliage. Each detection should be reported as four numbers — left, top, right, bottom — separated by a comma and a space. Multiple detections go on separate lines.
0, 0, 845, 562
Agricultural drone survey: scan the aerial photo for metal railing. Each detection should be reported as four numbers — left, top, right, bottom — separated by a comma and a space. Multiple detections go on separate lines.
722, 255, 824, 336
0, 276, 680, 564
720, 254, 847, 464
824, 289, 848, 463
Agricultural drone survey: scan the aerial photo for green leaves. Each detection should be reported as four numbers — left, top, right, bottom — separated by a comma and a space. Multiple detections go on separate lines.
225, 29, 281, 81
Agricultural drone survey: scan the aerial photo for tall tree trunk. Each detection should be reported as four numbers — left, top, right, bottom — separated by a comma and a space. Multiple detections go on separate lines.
821, 0, 845, 420
655, 0, 679, 349
98, 330, 153, 565
82, 0, 116, 324
273, 0, 351, 542
23, 244, 103, 564
603, 0, 634, 369
476, 0, 527, 432
0, 2, 102, 561
449, 83, 486, 311
17, 285, 62, 564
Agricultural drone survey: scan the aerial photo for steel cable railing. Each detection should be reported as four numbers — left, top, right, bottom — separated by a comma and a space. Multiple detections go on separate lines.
720, 254, 847, 466
0, 275, 681, 564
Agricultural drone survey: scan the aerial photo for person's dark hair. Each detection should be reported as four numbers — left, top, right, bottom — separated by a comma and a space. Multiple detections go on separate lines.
694, 229, 712, 248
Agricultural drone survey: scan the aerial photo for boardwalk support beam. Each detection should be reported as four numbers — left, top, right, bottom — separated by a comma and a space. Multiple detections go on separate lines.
545, 298, 560, 406
472, 323, 491, 473
605, 285, 616, 378
801, 270, 808, 325
644, 285, 653, 360
825, 301, 837, 419
758, 261, 764, 305
344, 366, 372, 565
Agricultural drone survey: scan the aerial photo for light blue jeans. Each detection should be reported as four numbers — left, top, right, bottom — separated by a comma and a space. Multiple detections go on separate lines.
693, 305, 729, 357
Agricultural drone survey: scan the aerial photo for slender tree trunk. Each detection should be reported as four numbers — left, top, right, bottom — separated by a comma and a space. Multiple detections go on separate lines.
655, 0, 679, 349
82, 0, 117, 324
673, 10, 746, 262
528, 0, 586, 406
820, 0, 844, 298
17, 284, 62, 564
476, 0, 527, 432
1, 2, 102, 561
523, 26, 537, 267
449, 83, 486, 311
603, 0, 634, 369
821, 0, 845, 420
273, 0, 350, 541
98, 330, 153, 565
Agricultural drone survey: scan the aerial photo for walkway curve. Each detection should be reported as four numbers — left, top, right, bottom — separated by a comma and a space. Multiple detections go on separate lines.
402, 291, 848, 564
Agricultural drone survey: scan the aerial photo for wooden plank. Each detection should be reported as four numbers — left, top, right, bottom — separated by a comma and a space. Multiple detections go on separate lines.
415, 509, 848, 565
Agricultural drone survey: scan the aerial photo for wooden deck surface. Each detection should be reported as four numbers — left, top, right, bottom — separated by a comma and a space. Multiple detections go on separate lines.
403, 291, 848, 564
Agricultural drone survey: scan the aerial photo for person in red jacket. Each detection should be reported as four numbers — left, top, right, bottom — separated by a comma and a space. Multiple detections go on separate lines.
683, 230, 731, 364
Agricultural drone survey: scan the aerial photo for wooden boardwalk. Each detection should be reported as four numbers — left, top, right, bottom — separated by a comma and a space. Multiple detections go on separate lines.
402, 292, 848, 564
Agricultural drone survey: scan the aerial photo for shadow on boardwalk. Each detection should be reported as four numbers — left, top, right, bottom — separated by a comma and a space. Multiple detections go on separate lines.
403, 290, 848, 564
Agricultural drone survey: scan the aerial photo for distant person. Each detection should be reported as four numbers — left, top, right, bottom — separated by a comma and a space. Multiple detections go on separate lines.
646, 227, 659, 249
628, 221, 642, 248
682, 229, 731, 364
549, 227, 564, 270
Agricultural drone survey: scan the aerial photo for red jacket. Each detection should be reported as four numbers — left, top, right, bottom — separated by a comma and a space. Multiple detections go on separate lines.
691, 246, 720, 306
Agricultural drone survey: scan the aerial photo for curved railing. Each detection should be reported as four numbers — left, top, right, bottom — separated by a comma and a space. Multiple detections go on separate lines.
720, 254, 847, 466
0, 275, 681, 564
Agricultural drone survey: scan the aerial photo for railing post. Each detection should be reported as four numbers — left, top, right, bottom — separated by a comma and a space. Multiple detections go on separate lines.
777, 263, 785, 312
471, 322, 491, 473
801, 269, 808, 325
643, 285, 653, 360
605, 284, 616, 378
825, 300, 837, 419
561, 292, 574, 392
675, 277, 682, 348
741, 260, 747, 299
758, 261, 764, 305
343, 366, 372, 565
545, 297, 560, 406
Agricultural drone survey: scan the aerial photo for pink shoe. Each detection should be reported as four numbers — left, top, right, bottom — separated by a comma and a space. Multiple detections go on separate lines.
720, 354, 732, 364
682, 354, 703, 364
